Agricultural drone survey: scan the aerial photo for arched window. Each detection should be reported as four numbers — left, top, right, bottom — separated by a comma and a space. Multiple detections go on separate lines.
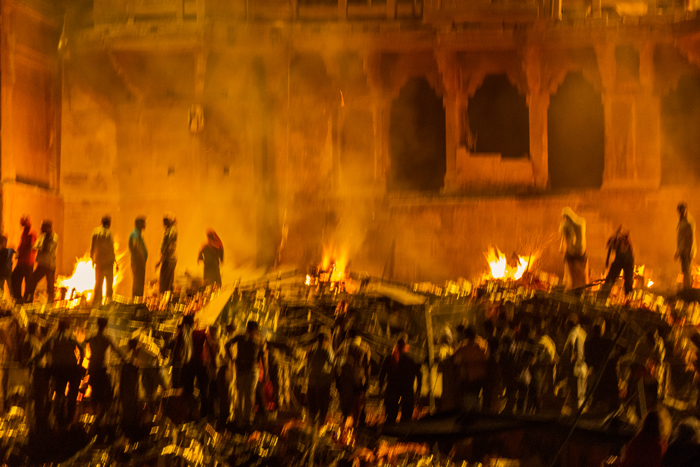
389, 77, 446, 192
548, 72, 605, 190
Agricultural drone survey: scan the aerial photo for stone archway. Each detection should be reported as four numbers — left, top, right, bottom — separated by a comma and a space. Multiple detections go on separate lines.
467, 74, 530, 159
547, 72, 605, 190
661, 73, 700, 185
388, 77, 446, 192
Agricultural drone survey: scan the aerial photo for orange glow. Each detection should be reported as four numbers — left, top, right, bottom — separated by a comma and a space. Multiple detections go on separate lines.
56, 253, 123, 302
322, 245, 347, 282
484, 247, 538, 280
647, 279, 654, 288
305, 275, 312, 286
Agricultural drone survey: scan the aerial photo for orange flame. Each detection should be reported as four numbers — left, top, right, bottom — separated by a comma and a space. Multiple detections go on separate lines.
322, 246, 347, 282
56, 254, 123, 302
484, 247, 537, 281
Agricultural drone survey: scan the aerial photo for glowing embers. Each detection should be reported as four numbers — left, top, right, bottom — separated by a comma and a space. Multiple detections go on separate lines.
484, 247, 538, 281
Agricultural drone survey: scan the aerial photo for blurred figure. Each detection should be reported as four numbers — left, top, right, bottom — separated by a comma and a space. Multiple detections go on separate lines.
20, 322, 49, 429
198, 230, 223, 287
619, 409, 670, 467
129, 216, 148, 298
11, 216, 36, 301
207, 325, 230, 429
676, 202, 696, 291
584, 318, 619, 414
0, 235, 15, 297
663, 417, 700, 467
560, 207, 589, 289
25, 220, 57, 303
34, 319, 84, 427
604, 226, 635, 296
91, 215, 117, 306
157, 213, 177, 294
306, 329, 335, 427
226, 320, 267, 426
172, 314, 213, 419
380, 336, 421, 424
558, 313, 587, 411
531, 319, 558, 412
336, 329, 371, 426
452, 326, 489, 412
86, 317, 125, 424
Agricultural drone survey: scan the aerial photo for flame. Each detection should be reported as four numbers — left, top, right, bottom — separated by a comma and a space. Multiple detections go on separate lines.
305, 275, 312, 286
56, 253, 123, 302
484, 247, 537, 281
322, 245, 347, 282
647, 279, 654, 288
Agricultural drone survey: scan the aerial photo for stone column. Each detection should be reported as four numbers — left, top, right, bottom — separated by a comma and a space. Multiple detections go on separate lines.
524, 44, 548, 189
436, 50, 460, 193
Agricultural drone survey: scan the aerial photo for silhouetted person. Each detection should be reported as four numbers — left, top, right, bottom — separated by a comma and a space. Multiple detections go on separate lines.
129, 216, 147, 298
20, 322, 48, 429
676, 202, 696, 291
172, 314, 213, 419
226, 320, 267, 426
33, 319, 84, 428
307, 329, 335, 426
560, 207, 589, 290
91, 215, 117, 306
604, 226, 635, 296
11, 216, 36, 301
663, 417, 700, 467
558, 313, 587, 411
198, 229, 223, 287
380, 337, 421, 424
619, 409, 670, 467
0, 235, 15, 297
336, 329, 371, 426
157, 213, 177, 294
25, 220, 57, 303
86, 317, 125, 424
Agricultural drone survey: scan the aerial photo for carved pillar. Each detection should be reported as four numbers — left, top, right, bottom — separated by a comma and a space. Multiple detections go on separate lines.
637, 41, 661, 187
364, 52, 387, 192
436, 50, 460, 193
524, 44, 548, 189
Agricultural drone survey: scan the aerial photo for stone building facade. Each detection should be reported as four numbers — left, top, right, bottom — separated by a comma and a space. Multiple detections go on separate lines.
3, 0, 700, 292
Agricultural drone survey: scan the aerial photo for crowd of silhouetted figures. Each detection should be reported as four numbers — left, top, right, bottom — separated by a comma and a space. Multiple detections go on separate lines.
3, 300, 700, 467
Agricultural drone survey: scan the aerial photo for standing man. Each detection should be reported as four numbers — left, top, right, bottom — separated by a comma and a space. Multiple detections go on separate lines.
11, 216, 36, 301
25, 220, 57, 303
226, 320, 267, 427
603, 226, 635, 297
157, 213, 177, 294
676, 202, 696, 291
560, 207, 589, 290
0, 235, 16, 297
380, 337, 421, 424
558, 313, 588, 411
91, 215, 116, 306
128, 216, 147, 298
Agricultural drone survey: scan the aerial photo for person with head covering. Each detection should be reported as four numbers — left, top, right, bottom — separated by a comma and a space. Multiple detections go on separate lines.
91, 215, 117, 306
25, 220, 57, 303
676, 202, 696, 291
306, 328, 335, 427
198, 230, 223, 287
129, 216, 148, 298
157, 213, 177, 294
604, 225, 635, 297
11, 216, 36, 301
559, 207, 589, 290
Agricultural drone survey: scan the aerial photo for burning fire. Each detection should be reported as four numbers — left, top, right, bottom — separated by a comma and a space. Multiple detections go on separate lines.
56, 254, 121, 301
321, 246, 347, 283
484, 247, 537, 281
